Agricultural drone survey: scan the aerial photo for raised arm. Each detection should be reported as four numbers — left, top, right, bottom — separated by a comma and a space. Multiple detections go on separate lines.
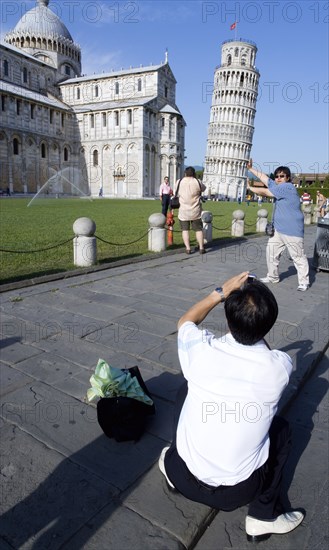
247, 159, 274, 198
247, 159, 271, 186
177, 272, 249, 329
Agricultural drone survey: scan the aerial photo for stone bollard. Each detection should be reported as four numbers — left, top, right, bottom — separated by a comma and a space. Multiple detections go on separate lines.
303, 204, 312, 225
201, 210, 213, 244
73, 217, 97, 267
313, 206, 321, 224
148, 213, 166, 252
256, 208, 269, 233
232, 210, 245, 237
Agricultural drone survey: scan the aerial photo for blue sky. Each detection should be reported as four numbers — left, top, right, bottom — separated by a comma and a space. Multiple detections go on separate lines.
1, 0, 328, 174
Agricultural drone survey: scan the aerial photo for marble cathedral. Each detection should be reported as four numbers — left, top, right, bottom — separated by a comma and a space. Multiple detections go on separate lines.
0, 0, 185, 197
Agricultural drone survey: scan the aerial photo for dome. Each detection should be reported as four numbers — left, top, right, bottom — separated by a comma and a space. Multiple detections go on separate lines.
12, 0, 73, 42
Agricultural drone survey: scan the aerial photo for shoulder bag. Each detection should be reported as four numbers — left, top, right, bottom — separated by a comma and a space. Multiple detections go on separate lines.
170, 180, 181, 209
265, 200, 276, 237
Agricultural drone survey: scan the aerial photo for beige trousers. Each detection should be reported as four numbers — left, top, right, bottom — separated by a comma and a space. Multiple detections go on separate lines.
266, 231, 309, 286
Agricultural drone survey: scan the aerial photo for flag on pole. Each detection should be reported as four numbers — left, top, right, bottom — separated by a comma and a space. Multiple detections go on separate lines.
230, 22, 236, 30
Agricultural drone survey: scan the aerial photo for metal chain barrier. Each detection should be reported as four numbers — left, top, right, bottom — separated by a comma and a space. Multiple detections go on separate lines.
0, 229, 151, 255
211, 222, 233, 231
0, 215, 263, 256
0, 237, 73, 254
95, 229, 150, 246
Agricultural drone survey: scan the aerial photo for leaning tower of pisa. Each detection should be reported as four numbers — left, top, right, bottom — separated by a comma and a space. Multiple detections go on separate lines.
203, 39, 260, 200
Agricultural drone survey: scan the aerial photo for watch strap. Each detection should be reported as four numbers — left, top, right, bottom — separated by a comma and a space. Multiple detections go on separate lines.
215, 287, 225, 301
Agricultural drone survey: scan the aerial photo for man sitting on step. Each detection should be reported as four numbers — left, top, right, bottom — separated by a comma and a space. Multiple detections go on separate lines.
159, 272, 304, 543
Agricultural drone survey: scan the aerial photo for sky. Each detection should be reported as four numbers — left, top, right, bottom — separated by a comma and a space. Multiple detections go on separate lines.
1, 0, 328, 175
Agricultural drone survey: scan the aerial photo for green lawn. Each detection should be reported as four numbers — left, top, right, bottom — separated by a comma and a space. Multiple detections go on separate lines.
0, 197, 272, 284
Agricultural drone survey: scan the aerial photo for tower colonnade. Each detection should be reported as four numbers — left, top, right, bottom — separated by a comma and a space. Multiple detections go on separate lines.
203, 39, 260, 200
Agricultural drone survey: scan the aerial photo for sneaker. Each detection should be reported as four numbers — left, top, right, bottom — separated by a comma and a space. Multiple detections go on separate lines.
158, 447, 175, 489
260, 277, 280, 284
297, 284, 309, 292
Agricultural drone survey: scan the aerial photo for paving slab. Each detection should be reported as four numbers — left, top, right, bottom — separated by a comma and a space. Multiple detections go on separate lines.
0, 422, 117, 550
0, 226, 328, 549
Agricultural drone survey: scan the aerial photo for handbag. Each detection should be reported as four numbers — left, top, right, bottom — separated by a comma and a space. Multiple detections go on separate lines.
87, 360, 155, 442
170, 195, 180, 209
265, 222, 275, 237
170, 179, 181, 209
265, 201, 276, 237
96, 366, 155, 442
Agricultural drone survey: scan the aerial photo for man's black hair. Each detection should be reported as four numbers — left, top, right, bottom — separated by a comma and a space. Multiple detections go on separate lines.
224, 280, 278, 345
274, 166, 292, 182
184, 166, 196, 177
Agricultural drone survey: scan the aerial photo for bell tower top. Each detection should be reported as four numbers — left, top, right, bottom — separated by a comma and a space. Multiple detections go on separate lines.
221, 38, 258, 70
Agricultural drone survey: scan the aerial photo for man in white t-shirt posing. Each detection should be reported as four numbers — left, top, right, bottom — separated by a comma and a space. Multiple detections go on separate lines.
159, 272, 304, 543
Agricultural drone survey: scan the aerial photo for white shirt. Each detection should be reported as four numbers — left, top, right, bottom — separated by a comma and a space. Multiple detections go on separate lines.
176, 322, 292, 486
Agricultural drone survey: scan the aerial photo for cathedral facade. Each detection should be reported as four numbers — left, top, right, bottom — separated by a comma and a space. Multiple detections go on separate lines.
0, 0, 185, 197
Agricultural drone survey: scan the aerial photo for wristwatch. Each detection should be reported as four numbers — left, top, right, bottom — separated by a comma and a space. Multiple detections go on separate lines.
215, 287, 225, 301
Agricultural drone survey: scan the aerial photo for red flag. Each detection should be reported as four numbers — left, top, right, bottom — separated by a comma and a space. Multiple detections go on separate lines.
230, 22, 236, 30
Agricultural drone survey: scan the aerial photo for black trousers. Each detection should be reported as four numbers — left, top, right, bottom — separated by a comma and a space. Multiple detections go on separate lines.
164, 383, 292, 520
161, 194, 171, 216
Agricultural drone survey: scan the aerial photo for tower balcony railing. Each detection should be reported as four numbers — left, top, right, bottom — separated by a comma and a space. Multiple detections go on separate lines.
215, 64, 260, 73
222, 38, 257, 47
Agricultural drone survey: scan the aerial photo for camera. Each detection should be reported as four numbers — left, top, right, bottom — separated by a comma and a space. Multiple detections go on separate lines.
247, 274, 257, 283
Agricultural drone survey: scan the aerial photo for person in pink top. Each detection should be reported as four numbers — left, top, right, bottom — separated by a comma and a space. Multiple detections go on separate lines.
159, 176, 173, 216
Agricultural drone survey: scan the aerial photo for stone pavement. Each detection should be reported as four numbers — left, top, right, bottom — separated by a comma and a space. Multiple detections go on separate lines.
0, 225, 328, 549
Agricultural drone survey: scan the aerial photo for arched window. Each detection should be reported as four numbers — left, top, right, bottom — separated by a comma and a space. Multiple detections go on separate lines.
93, 150, 99, 166
23, 67, 28, 83
234, 48, 239, 57
227, 55, 232, 66
13, 138, 19, 155
165, 85, 168, 98
115, 81, 119, 95
137, 78, 142, 92
115, 111, 119, 126
41, 143, 46, 158
169, 116, 173, 139
127, 109, 132, 124
76, 87, 80, 99
95, 85, 99, 97
4, 60, 9, 76
64, 147, 69, 161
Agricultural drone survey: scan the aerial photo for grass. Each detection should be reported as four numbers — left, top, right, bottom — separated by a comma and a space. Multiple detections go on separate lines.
0, 197, 272, 284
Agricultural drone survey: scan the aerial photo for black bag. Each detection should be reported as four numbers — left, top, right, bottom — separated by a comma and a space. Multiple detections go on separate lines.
265, 200, 276, 237
97, 366, 155, 442
265, 222, 275, 237
170, 195, 180, 209
170, 179, 181, 210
